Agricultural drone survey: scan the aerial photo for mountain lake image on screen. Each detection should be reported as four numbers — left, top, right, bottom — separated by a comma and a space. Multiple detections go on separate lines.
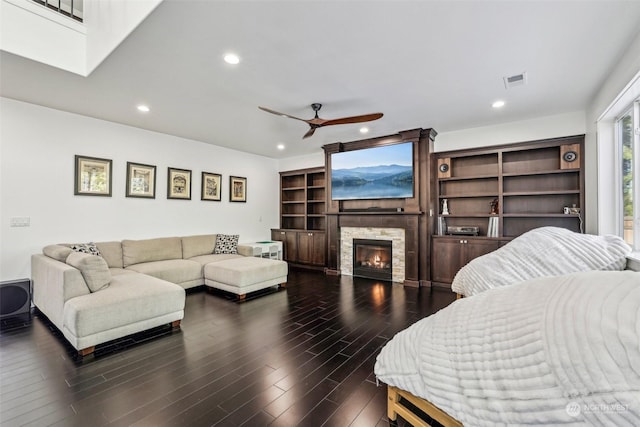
331, 142, 414, 200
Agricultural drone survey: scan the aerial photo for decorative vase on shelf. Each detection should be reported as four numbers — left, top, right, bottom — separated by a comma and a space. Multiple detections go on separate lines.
442, 199, 450, 215
487, 216, 499, 237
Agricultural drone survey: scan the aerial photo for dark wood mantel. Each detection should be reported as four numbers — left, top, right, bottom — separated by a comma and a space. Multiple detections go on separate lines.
322, 128, 437, 287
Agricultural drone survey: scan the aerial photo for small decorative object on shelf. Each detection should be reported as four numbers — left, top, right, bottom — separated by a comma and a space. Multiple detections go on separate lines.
487, 217, 499, 237
437, 216, 447, 235
442, 198, 450, 215
490, 198, 499, 214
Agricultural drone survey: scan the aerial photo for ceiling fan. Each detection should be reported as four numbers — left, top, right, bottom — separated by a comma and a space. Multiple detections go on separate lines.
259, 103, 383, 139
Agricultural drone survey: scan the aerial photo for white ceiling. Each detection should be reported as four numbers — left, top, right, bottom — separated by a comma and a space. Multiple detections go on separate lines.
2, 1, 640, 159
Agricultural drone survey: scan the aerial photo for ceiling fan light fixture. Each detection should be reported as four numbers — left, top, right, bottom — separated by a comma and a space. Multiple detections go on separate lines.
258, 103, 383, 139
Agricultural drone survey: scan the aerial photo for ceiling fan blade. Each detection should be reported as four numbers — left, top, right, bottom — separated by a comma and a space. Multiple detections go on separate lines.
303, 127, 316, 139
258, 106, 309, 123
321, 112, 383, 127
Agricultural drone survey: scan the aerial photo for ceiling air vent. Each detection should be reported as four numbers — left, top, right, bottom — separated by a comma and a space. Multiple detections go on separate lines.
503, 72, 527, 89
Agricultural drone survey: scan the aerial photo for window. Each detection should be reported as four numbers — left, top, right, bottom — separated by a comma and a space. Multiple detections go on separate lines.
618, 100, 640, 247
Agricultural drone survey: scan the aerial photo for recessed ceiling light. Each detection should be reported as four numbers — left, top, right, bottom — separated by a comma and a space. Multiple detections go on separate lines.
492, 100, 505, 109
224, 53, 240, 65
360, 127, 369, 134
137, 105, 150, 112
277, 143, 285, 150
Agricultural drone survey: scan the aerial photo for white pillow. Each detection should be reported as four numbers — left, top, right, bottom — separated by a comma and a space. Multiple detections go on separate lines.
451, 227, 631, 296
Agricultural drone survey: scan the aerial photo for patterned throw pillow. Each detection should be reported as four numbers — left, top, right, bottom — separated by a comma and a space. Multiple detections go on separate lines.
70, 242, 102, 257
213, 234, 239, 254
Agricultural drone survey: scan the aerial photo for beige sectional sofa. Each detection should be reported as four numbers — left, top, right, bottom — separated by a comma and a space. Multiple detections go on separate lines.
31, 234, 288, 357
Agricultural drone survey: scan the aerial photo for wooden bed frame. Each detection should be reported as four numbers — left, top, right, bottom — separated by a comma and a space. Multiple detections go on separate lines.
387, 386, 463, 427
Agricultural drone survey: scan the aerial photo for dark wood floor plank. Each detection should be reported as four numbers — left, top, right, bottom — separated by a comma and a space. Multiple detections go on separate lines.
0, 270, 456, 427
321, 379, 379, 426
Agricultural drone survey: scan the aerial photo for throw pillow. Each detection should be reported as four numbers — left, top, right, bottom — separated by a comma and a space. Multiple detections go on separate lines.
213, 234, 239, 254
70, 242, 102, 257
43, 244, 73, 262
66, 251, 111, 292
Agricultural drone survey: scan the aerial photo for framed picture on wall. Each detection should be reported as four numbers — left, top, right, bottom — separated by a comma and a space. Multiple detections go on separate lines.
201, 172, 222, 201
229, 176, 247, 202
167, 167, 192, 200
126, 162, 156, 198
74, 155, 112, 196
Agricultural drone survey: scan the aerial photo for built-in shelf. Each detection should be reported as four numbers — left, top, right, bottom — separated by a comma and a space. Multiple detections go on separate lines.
502, 213, 581, 218
274, 167, 327, 268
437, 174, 499, 181
328, 211, 423, 216
432, 135, 585, 286
503, 190, 581, 196
439, 193, 499, 198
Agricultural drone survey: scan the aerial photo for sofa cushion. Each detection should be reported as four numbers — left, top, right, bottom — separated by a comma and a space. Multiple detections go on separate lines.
66, 252, 111, 292
214, 234, 239, 254
71, 242, 101, 256
204, 257, 288, 287
122, 237, 182, 267
63, 273, 185, 338
189, 253, 244, 265
125, 259, 202, 285
96, 241, 124, 268
182, 234, 217, 259
43, 244, 73, 262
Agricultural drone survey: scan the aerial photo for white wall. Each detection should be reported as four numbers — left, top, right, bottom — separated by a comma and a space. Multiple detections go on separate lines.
277, 152, 324, 172
0, 0, 160, 76
86, 0, 161, 74
0, 0, 86, 74
434, 111, 586, 152
0, 98, 280, 281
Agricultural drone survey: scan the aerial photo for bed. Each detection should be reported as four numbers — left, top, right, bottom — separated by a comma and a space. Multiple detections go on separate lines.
451, 227, 630, 297
375, 270, 640, 426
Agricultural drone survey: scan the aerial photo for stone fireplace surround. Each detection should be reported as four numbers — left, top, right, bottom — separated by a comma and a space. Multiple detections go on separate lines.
341, 227, 406, 283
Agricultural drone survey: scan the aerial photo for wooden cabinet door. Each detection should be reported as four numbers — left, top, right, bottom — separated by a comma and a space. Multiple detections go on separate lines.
310, 232, 326, 266
464, 239, 500, 265
297, 232, 312, 264
283, 231, 299, 263
431, 238, 465, 284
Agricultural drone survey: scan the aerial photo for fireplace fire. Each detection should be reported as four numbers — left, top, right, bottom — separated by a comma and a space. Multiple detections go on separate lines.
353, 239, 392, 281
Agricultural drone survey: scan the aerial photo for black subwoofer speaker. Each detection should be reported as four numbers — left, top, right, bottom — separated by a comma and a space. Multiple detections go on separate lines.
0, 279, 31, 319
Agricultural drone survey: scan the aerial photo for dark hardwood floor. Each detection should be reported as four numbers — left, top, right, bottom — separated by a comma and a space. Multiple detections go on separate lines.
0, 270, 456, 427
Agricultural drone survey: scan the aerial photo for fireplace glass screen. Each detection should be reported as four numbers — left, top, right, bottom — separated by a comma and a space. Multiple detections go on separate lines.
353, 239, 392, 281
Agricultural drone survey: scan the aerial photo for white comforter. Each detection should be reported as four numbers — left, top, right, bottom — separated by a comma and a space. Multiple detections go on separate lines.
452, 227, 630, 297
375, 271, 640, 426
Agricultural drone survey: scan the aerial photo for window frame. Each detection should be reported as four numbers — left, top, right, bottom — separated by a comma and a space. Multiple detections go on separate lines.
617, 99, 640, 248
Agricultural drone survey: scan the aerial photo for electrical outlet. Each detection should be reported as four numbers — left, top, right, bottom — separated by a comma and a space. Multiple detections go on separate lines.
10, 217, 30, 227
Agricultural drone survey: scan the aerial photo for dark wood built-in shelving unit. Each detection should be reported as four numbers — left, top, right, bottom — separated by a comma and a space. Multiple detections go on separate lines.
432, 135, 585, 285
272, 167, 327, 269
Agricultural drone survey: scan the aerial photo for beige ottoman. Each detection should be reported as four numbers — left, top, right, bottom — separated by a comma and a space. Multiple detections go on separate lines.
204, 257, 288, 300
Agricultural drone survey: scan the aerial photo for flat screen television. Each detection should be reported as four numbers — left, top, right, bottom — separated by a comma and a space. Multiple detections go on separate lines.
331, 142, 414, 200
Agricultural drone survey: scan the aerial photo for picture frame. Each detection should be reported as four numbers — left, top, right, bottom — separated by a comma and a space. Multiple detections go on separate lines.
126, 162, 156, 198
201, 172, 222, 201
229, 176, 247, 202
167, 167, 192, 200
74, 155, 112, 196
